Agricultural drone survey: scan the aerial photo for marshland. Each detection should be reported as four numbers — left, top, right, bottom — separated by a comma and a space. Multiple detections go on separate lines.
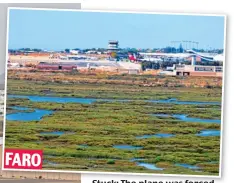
5, 71, 222, 175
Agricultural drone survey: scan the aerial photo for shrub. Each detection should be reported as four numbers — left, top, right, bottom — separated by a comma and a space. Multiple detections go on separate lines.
107, 159, 115, 164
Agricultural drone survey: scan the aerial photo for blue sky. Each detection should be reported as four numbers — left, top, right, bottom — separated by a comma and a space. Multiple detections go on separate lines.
8, 9, 225, 50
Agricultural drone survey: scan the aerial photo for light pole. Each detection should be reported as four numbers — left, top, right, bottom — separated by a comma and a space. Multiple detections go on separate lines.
182, 41, 187, 50
192, 41, 195, 50
171, 41, 176, 53
189, 41, 192, 50
170, 41, 173, 53
196, 42, 199, 50
175, 41, 181, 53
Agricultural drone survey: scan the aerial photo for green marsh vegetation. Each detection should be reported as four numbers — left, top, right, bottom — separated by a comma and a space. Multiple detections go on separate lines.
5, 74, 222, 175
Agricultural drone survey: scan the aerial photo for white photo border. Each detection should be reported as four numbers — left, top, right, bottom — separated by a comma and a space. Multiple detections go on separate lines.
2, 7, 227, 179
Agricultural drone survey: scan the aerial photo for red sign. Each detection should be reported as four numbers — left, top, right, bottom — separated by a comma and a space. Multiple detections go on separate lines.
4, 149, 43, 170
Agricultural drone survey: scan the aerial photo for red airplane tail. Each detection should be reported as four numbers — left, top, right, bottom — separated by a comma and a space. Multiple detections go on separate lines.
128, 54, 137, 61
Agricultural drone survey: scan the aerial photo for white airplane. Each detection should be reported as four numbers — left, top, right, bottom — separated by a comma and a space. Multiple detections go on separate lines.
67, 55, 88, 60
213, 54, 224, 62
66, 55, 99, 61
89, 57, 98, 60
139, 57, 163, 62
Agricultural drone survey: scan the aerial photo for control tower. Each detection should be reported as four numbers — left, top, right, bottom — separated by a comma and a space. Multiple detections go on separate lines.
107, 40, 119, 61
108, 40, 119, 52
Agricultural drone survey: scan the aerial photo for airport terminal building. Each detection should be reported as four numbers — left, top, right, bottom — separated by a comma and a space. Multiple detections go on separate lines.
168, 64, 223, 77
